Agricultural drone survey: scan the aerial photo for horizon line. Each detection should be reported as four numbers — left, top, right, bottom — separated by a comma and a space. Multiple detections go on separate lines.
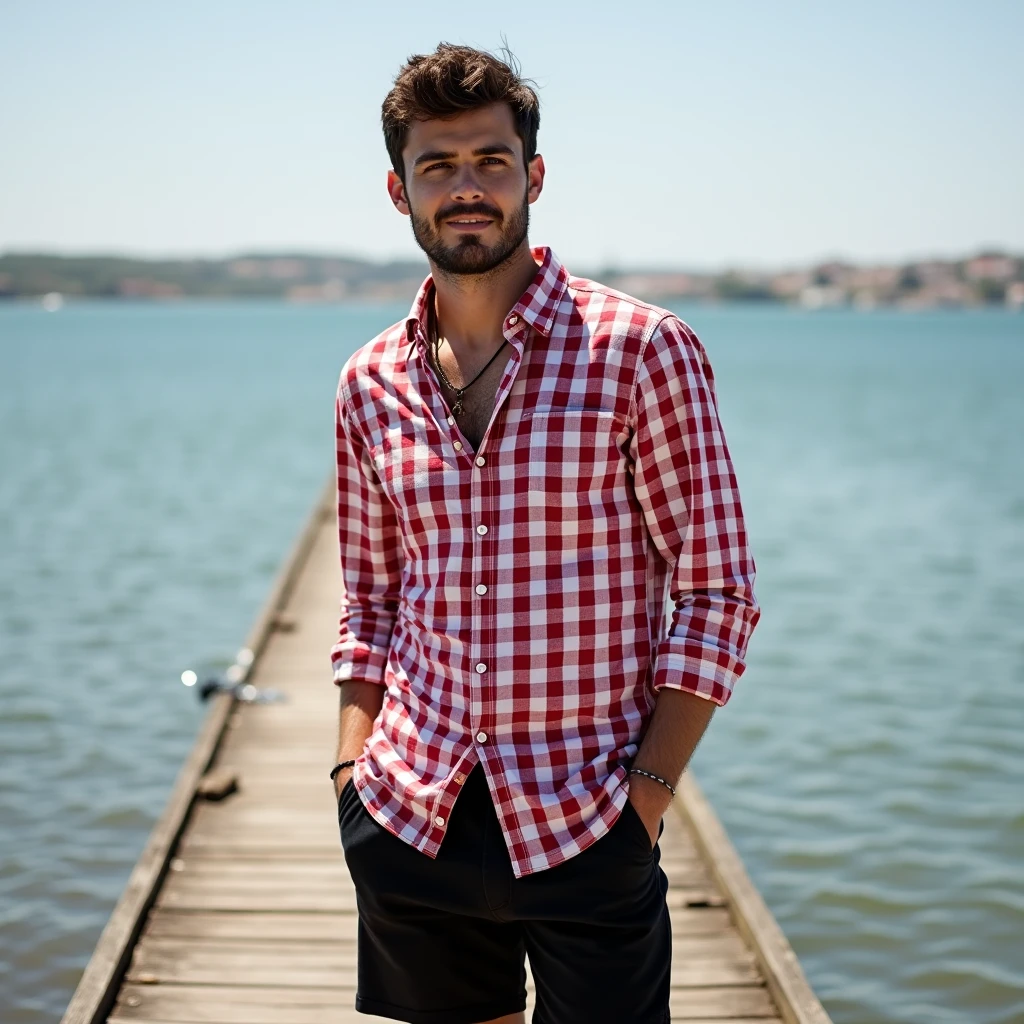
1, 243, 1020, 275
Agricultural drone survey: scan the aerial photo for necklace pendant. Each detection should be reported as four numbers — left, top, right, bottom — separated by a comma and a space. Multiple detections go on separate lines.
452, 397, 463, 417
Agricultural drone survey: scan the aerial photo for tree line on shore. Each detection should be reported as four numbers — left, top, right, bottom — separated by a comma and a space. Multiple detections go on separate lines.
0, 249, 1020, 309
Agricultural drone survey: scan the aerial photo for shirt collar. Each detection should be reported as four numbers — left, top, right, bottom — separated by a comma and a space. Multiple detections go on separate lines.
404, 246, 569, 355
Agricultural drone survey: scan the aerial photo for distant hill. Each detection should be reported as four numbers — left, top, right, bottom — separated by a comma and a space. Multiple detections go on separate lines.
0, 252, 429, 302
1, 249, 1021, 310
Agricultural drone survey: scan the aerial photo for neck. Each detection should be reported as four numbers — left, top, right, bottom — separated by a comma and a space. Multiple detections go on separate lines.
430, 242, 538, 353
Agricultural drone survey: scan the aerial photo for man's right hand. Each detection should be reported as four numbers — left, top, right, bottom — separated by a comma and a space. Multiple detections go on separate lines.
334, 681, 385, 802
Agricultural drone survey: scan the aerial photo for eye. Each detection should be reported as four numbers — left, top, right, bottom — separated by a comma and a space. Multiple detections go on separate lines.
423, 162, 451, 173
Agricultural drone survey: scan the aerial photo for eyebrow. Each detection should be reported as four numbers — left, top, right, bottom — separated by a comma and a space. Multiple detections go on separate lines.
413, 144, 517, 168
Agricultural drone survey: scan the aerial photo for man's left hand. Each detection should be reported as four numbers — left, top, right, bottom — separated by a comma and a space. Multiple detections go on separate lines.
626, 773, 675, 849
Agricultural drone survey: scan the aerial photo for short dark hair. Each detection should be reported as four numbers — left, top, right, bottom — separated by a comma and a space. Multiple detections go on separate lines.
382, 43, 540, 181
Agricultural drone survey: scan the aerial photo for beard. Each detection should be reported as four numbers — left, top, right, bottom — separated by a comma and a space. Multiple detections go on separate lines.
409, 189, 530, 277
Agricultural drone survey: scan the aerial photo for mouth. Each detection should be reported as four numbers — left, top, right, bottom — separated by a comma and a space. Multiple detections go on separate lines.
443, 216, 496, 232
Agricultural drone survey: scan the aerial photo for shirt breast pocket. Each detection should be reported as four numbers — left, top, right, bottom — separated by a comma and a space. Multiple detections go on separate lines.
526, 408, 624, 518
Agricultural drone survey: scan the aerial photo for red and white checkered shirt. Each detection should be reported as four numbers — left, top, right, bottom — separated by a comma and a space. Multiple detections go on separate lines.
331, 246, 760, 877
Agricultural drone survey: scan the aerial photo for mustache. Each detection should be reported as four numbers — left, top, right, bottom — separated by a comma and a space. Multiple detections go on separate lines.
435, 203, 503, 227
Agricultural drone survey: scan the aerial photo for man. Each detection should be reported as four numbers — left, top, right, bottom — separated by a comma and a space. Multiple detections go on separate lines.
330, 42, 760, 1024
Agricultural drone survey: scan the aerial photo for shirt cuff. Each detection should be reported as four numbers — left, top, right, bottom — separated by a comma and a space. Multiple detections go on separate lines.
331, 643, 390, 687
651, 642, 746, 707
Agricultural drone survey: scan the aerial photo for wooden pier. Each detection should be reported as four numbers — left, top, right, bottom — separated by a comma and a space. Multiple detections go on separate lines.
62, 479, 832, 1024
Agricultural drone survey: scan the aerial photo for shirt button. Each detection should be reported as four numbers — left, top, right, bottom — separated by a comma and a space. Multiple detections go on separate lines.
476, 731, 488, 743
475, 584, 487, 595
454, 772, 467, 785
508, 314, 519, 326
447, 415, 455, 425
476, 524, 488, 536
475, 662, 487, 674
453, 441, 463, 451
434, 815, 446, 827
475, 456, 486, 467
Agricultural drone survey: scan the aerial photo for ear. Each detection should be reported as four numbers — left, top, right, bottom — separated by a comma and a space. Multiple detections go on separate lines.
527, 154, 546, 205
387, 169, 410, 216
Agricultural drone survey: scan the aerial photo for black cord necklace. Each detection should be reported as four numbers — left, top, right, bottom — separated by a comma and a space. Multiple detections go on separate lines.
428, 301, 509, 418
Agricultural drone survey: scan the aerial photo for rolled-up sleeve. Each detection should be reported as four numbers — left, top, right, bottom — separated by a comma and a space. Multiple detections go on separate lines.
329, 375, 403, 687
628, 315, 760, 705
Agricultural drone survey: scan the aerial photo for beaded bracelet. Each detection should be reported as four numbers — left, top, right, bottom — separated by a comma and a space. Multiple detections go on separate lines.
629, 767, 676, 797
329, 759, 357, 782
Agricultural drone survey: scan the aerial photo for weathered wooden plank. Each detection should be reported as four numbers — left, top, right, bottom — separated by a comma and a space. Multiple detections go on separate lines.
110, 1019, 781, 1024
109, 1018, 395, 1024
125, 935, 755, 987
110, 1020, 780, 1024
132, 932, 751, 962
162, 861, 718, 900
177, 837, 343, 855
110, 1019, 391, 1024
180, 804, 342, 828
167, 852, 709, 882
125, 948, 758, 989
155, 889, 359, 912
164, 862, 358, 883
176, 831, 708, 867
155, 881, 725, 912
168, 851, 709, 881
109, 983, 777, 1022
109, 1018, 392, 1024
109, 985, 387, 1024
142, 905, 736, 942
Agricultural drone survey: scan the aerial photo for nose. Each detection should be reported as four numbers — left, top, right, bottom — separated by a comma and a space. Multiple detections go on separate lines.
450, 165, 484, 203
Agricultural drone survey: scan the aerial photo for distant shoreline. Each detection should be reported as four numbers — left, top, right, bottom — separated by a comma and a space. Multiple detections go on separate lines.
2, 294, 1021, 316
1, 250, 1021, 311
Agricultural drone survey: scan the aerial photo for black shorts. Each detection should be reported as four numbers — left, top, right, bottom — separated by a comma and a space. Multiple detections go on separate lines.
337, 762, 671, 1024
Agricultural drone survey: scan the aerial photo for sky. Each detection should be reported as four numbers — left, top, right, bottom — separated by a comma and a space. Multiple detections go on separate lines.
1, 0, 1022, 271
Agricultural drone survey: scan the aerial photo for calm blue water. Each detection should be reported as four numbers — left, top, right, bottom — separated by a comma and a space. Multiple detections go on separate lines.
0, 300, 1021, 1023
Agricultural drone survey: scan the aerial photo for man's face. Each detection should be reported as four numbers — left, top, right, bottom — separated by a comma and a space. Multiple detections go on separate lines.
387, 103, 545, 276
